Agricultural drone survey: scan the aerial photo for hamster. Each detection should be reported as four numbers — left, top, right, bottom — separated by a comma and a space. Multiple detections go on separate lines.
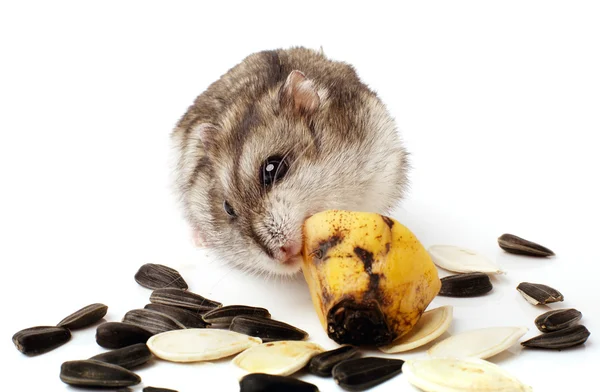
171, 47, 410, 276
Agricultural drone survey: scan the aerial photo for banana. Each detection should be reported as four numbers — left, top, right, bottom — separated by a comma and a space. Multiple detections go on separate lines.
301, 210, 441, 346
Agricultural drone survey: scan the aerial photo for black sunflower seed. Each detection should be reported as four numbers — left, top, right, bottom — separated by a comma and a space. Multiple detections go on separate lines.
332, 357, 404, 391
89, 343, 152, 369
535, 308, 583, 332
229, 315, 308, 342
438, 272, 493, 297
60, 360, 141, 387
96, 322, 153, 349
122, 309, 185, 335
521, 324, 591, 349
12, 326, 71, 355
308, 345, 360, 377
517, 282, 564, 305
144, 303, 208, 328
497, 233, 555, 257
239, 373, 319, 392
202, 305, 271, 326
57, 303, 108, 329
134, 263, 188, 290
150, 288, 222, 312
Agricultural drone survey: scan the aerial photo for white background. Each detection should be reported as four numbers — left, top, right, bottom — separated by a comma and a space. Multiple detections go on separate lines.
1, 1, 599, 391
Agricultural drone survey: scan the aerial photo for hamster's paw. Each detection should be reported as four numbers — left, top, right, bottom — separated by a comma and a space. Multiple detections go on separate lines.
192, 229, 206, 248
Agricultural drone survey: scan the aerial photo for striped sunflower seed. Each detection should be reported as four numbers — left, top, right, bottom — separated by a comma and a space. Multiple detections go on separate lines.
202, 305, 271, 326
96, 322, 154, 349
123, 309, 185, 335
521, 324, 590, 349
135, 263, 188, 290
89, 343, 152, 369
308, 345, 360, 377
535, 308, 582, 332
143, 387, 179, 392
12, 326, 71, 355
57, 303, 108, 330
517, 282, 564, 305
144, 303, 207, 328
149, 288, 221, 312
60, 360, 141, 387
240, 373, 318, 392
497, 233, 554, 257
438, 272, 493, 297
332, 357, 404, 391
230, 315, 308, 342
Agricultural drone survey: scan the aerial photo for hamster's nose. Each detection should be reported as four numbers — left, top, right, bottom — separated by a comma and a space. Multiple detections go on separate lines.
279, 242, 302, 261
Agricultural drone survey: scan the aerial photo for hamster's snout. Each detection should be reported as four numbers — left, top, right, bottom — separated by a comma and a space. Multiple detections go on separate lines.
276, 241, 302, 263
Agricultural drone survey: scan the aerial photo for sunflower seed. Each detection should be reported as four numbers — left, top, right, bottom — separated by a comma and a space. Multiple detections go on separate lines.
428, 245, 503, 274
516, 282, 564, 305
438, 272, 493, 297
521, 324, 590, 349
143, 387, 179, 392
230, 315, 308, 342
403, 357, 532, 392
57, 303, 108, 329
308, 345, 360, 377
150, 288, 222, 312
123, 309, 185, 335
12, 326, 71, 355
332, 357, 404, 391
497, 233, 554, 257
60, 360, 141, 387
202, 305, 271, 326
233, 341, 324, 376
428, 326, 528, 359
89, 343, 152, 369
144, 303, 208, 328
240, 373, 319, 392
535, 308, 582, 332
135, 263, 188, 290
96, 322, 154, 349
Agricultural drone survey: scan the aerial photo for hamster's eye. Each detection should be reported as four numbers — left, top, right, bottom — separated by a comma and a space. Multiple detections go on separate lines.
260, 156, 289, 187
223, 201, 236, 217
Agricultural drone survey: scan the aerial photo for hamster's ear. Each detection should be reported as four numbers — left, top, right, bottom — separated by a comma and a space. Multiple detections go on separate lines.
279, 70, 320, 115
190, 122, 219, 151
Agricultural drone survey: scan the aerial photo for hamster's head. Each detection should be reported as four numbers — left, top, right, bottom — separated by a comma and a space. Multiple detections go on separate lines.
174, 70, 409, 276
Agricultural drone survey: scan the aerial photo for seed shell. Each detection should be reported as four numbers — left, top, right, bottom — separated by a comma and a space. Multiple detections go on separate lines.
428, 245, 503, 274
516, 282, 564, 305
233, 341, 324, 376
146, 328, 261, 362
308, 345, 360, 377
57, 303, 108, 329
89, 343, 152, 369
379, 306, 453, 354
230, 315, 308, 342
438, 272, 493, 297
12, 326, 71, 355
202, 305, 271, 326
497, 233, 554, 257
123, 309, 185, 335
403, 357, 532, 392
96, 322, 154, 349
150, 287, 222, 311
240, 373, 319, 392
143, 387, 179, 392
135, 263, 188, 290
332, 357, 404, 391
521, 324, 590, 349
144, 303, 208, 328
535, 308, 583, 332
428, 326, 528, 360
60, 360, 141, 387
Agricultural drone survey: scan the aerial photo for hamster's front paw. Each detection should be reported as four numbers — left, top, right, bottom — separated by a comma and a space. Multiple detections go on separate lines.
192, 229, 206, 248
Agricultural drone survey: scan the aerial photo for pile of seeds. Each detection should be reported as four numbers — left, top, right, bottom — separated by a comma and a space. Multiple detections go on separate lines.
11, 233, 592, 391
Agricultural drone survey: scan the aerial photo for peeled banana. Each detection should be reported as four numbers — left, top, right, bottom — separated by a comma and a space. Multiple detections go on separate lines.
301, 210, 441, 346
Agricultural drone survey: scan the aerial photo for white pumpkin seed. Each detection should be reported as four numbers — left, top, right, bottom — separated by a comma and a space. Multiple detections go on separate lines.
232, 341, 324, 376
428, 245, 503, 274
428, 326, 528, 359
146, 328, 261, 362
378, 306, 453, 354
403, 357, 532, 392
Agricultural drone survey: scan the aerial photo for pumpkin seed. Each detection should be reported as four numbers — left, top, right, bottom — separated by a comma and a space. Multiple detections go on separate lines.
122, 309, 185, 335
144, 303, 208, 328
438, 272, 493, 297
57, 303, 108, 329
150, 287, 222, 311
12, 326, 71, 355
516, 282, 564, 305
332, 357, 404, 391
535, 308, 582, 332
233, 341, 324, 376
89, 343, 152, 369
497, 233, 554, 257
428, 245, 503, 274
521, 324, 590, 349
60, 360, 141, 387
308, 345, 360, 377
202, 305, 271, 326
96, 322, 153, 349
240, 373, 319, 392
135, 263, 188, 290
230, 315, 308, 342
